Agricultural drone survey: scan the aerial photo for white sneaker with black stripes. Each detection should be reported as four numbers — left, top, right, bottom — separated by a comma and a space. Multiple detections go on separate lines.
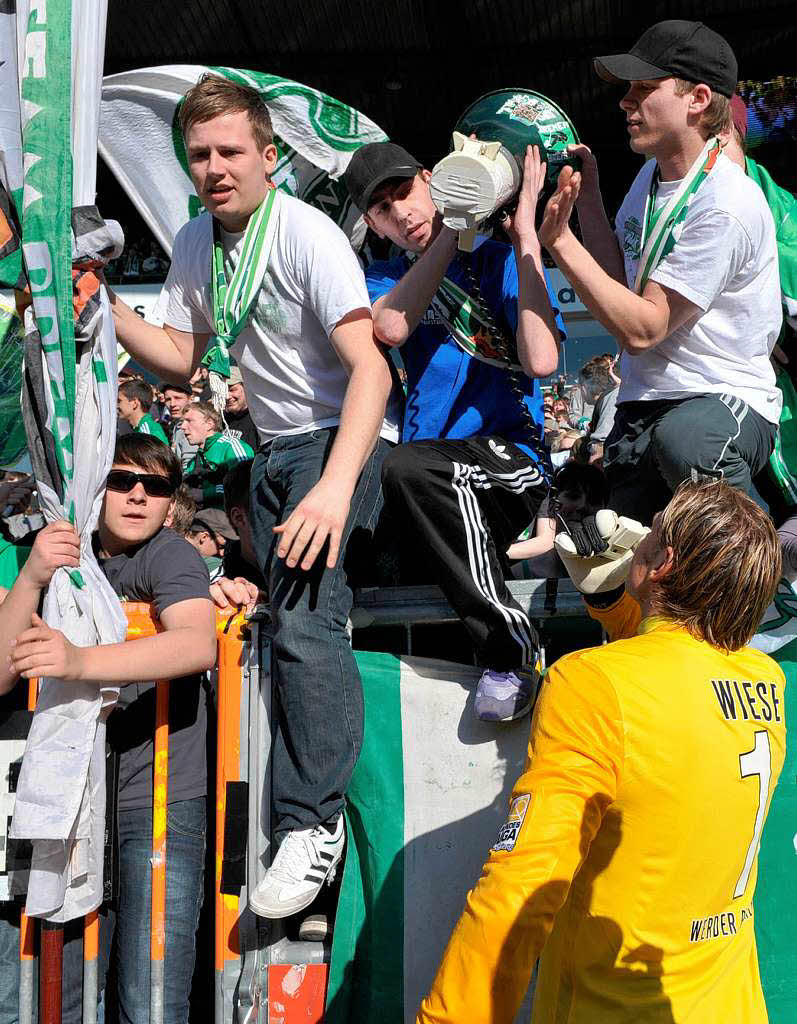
249, 815, 345, 919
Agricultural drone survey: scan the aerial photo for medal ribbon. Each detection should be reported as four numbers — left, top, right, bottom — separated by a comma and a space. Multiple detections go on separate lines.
634, 136, 722, 294
206, 185, 281, 410
408, 253, 521, 369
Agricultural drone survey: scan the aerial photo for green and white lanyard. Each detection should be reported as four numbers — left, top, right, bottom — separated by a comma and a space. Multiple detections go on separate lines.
408, 251, 521, 370
634, 136, 722, 294
206, 185, 281, 409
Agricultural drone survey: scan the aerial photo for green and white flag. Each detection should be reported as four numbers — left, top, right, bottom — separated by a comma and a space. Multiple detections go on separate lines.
327, 652, 533, 1024
749, 581, 797, 1023
99, 66, 388, 255
2, 0, 128, 922
0, 294, 25, 469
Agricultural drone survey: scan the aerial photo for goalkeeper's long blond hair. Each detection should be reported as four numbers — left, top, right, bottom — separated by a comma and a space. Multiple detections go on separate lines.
653, 480, 781, 652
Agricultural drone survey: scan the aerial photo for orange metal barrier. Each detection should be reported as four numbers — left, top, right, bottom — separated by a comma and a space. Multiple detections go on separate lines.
214, 610, 246, 993
19, 604, 250, 1024
18, 677, 37, 1024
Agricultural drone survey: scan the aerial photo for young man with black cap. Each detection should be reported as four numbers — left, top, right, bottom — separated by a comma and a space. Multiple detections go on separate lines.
344, 141, 564, 723
538, 20, 782, 525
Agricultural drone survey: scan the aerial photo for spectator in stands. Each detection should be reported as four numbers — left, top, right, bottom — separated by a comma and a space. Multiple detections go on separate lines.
552, 397, 572, 427
509, 460, 609, 580
571, 434, 605, 467
539, 20, 782, 524
345, 139, 563, 723
200, 461, 267, 616
185, 513, 223, 561
722, 94, 797, 526
6, 435, 216, 1024
107, 73, 397, 928
185, 510, 236, 580
161, 380, 199, 469
224, 365, 260, 451
191, 507, 237, 559
190, 364, 211, 401
582, 359, 620, 442
182, 400, 254, 509
507, 500, 557, 580
117, 377, 169, 444
221, 459, 265, 591
568, 362, 597, 425
142, 240, 169, 278
163, 483, 197, 536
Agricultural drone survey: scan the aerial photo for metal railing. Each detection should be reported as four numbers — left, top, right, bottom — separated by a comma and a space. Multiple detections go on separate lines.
12, 604, 250, 1024
10, 578, 596, 1023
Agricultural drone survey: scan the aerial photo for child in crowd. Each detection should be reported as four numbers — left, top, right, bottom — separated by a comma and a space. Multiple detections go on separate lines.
3, 434, 216, 1024
507, 463, 610, 580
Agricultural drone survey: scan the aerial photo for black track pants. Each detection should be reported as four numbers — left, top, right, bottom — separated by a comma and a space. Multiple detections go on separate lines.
381, 436, 548, 671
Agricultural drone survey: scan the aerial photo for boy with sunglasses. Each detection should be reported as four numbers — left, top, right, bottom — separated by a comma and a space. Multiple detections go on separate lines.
8, 434, 216, 1024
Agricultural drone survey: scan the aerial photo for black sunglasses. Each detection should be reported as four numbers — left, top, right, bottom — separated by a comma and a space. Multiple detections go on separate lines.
106, 469, 176, 498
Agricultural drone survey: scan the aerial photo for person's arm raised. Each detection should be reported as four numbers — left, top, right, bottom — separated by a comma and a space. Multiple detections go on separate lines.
539, 171, 701, 355
107, 284, 210, 381
272, 309, 392, 572
568, 144, 625, 284
502, 145, 561, 378
371, 227, 458, 348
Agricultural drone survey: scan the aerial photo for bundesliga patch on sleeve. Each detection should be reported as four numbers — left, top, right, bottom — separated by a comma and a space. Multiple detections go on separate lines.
492, 794, 531, 852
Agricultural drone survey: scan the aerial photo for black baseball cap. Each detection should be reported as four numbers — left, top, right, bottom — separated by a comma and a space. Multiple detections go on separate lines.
594, 20, 738, 98
343, 142, 422, 214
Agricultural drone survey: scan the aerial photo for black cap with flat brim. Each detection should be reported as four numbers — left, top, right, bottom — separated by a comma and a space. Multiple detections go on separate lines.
343, 142, 422, 214
594, 20, 738, 98
594, 53, 672, 86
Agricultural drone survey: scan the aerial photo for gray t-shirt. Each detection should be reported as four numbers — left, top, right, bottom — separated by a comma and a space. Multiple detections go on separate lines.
98, 527, 211, 811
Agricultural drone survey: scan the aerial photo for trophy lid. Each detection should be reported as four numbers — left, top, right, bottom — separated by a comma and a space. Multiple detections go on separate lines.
454, 89, 580, 187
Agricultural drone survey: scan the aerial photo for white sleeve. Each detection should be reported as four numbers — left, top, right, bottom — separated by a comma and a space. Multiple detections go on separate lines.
649, 209, 752, 311
153, 219, 215, 335
293, 209, 372, 337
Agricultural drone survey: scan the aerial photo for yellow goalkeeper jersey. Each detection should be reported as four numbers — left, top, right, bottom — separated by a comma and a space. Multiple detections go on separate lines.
418, 593, 786, 1024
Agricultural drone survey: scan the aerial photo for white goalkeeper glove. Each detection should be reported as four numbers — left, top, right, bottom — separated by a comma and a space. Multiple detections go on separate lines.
554, 510, 650, 594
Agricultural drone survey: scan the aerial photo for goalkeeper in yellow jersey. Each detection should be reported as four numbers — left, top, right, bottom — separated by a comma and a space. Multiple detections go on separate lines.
417, 481, 784, 1024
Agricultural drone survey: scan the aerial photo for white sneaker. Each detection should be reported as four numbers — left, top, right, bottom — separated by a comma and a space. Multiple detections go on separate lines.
249, 816, 345, 919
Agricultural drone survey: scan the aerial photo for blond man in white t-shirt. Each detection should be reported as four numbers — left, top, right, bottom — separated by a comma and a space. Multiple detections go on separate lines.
107, 74, 399, 924
536, 20, 781, 524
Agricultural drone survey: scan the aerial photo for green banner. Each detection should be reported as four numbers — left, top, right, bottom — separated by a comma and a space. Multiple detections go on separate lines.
20, 0, 75, 485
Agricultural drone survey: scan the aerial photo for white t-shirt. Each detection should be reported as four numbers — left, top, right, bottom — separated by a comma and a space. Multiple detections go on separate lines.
156, 193, 400, 443
614, 154, 782, 423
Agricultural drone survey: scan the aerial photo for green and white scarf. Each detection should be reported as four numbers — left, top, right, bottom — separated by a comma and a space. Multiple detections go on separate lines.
206, 185, 282, 411
634, 136, 722, 294
407, 252, 520, 369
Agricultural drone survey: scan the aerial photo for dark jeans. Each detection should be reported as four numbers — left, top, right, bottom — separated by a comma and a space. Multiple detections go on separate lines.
0, 905, 30, 1024
249, 428, 390, 836
61, 797, 206, 1024
604, 394, 777, 524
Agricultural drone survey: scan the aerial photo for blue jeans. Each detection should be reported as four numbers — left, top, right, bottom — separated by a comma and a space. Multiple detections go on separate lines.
0, 905, 34, 1024
249, 428, 390, 835
61, 797, 206, 1024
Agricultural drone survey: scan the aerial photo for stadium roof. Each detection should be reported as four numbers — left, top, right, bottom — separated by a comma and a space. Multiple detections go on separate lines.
104, 0, 796, 210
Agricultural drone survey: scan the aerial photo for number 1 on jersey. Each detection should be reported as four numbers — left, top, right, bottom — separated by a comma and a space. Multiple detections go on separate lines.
734, 730, 771, 900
